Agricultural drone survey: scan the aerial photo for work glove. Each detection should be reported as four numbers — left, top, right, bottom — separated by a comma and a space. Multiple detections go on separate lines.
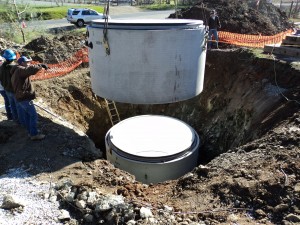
39, 64, 49, 70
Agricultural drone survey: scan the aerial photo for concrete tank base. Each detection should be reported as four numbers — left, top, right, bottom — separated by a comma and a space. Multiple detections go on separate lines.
105, 115, 200, 184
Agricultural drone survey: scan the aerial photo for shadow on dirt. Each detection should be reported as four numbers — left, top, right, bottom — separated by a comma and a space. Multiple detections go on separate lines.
0, 115, 101, 175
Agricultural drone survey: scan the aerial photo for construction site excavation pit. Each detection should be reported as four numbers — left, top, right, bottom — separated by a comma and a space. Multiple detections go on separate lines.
1, 1, 300, 223
105, 115, 200, 184
77, 49, 300, 166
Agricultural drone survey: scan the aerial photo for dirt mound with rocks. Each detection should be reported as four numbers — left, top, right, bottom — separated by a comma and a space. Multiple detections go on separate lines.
170, 0, 293, 35
23, 33, 86, 63
0, 38, 16, 51
0, 33, 86, 64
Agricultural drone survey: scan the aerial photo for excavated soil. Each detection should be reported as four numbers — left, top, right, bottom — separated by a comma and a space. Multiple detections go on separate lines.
0, 1, 300, 224
169, 0, 293, 35
23, 34, 86, 64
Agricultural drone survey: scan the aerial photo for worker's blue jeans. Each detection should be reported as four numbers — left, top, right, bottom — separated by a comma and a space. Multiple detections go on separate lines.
0, 90, 12, 120
208, 29, 219, 49
18, 100, 38, 136
5, 91, 19, 122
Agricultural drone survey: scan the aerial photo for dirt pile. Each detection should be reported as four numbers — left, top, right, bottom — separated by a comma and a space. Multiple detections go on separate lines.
0, 38, 17, 51
0, 33, 86, 64
23, 33, 86, 63
0, 37, 25, 59
170, 0, 293, 35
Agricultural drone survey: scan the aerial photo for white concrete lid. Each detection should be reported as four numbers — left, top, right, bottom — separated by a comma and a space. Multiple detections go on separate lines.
90, 18, 203, 30
108, 115, 195, 158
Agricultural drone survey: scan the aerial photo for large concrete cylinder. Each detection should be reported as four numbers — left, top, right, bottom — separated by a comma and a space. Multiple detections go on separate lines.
105, 115, 200, 184
87, 19, 207, 104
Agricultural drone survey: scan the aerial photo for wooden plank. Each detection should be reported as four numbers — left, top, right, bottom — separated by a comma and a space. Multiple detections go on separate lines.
285, 35, 300, 43
279, 34, 300, 47
282, 39, 300, 47
264, 44, 300, 57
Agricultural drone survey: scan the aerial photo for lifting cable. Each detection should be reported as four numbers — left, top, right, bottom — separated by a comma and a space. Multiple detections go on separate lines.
200, 3, 209, 49
201, 2, 208, 28
270, 46, 300, 106
174, 0, 178, 18
103, 0, 110, 56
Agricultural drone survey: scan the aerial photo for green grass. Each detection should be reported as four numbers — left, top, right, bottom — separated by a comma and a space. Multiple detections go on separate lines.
0, 4, 104, 22
140, 3, 175, 10
250, 48, 268, 59
0, 25, 87, 44
0, 3, 101, 43
0, 24, 52, 44
36, 5, 104, 19
140, 3, 189, 10
0, 18, 86, 44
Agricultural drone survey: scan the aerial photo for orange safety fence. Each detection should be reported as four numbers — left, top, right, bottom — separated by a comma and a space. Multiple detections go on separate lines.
30, 47, 89, 81
27, 30, 293, 81
218, 29, 293, 48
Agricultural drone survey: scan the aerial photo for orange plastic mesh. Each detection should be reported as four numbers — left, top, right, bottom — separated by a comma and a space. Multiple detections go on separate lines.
218, 30, 293, 48
30, 48, 89, 81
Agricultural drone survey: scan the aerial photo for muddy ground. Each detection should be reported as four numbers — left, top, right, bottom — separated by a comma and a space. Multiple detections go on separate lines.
0, 0, 300, 224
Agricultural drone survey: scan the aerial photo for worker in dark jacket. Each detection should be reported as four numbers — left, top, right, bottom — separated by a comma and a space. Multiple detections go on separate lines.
0, 56, 13, 120
11, 56, 48, 140
208, 10, 221, 49
0, 49, 21, 123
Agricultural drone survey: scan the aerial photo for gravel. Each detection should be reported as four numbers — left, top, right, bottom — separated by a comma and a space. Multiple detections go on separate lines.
0, 168, 63, 225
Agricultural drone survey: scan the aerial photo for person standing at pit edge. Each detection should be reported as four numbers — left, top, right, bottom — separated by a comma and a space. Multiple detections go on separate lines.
0, 49, 21, 123
11, 56, 48, 141
208, 9, 221, 50
0, 56, 13, 120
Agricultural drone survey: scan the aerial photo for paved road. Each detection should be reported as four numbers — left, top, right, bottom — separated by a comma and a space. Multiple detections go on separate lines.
25, 7, 175, 30
0, 6, 174, 31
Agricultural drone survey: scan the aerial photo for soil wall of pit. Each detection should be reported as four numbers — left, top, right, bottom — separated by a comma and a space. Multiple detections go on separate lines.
34, 49, 300, 161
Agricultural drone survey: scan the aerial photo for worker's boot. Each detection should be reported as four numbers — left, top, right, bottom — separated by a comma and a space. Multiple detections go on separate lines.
30, 133, 45, 141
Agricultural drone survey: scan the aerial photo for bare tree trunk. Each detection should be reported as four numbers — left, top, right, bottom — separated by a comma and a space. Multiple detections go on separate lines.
21, 25, 26, 43
54, 0, 63, 6
294, 0, 299, 18
12, 0, 29, 44
288, 1, 294, 18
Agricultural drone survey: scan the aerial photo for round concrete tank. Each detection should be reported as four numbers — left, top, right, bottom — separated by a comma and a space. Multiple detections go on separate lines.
87, 19, 207, 104
105, 115, 200, 184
